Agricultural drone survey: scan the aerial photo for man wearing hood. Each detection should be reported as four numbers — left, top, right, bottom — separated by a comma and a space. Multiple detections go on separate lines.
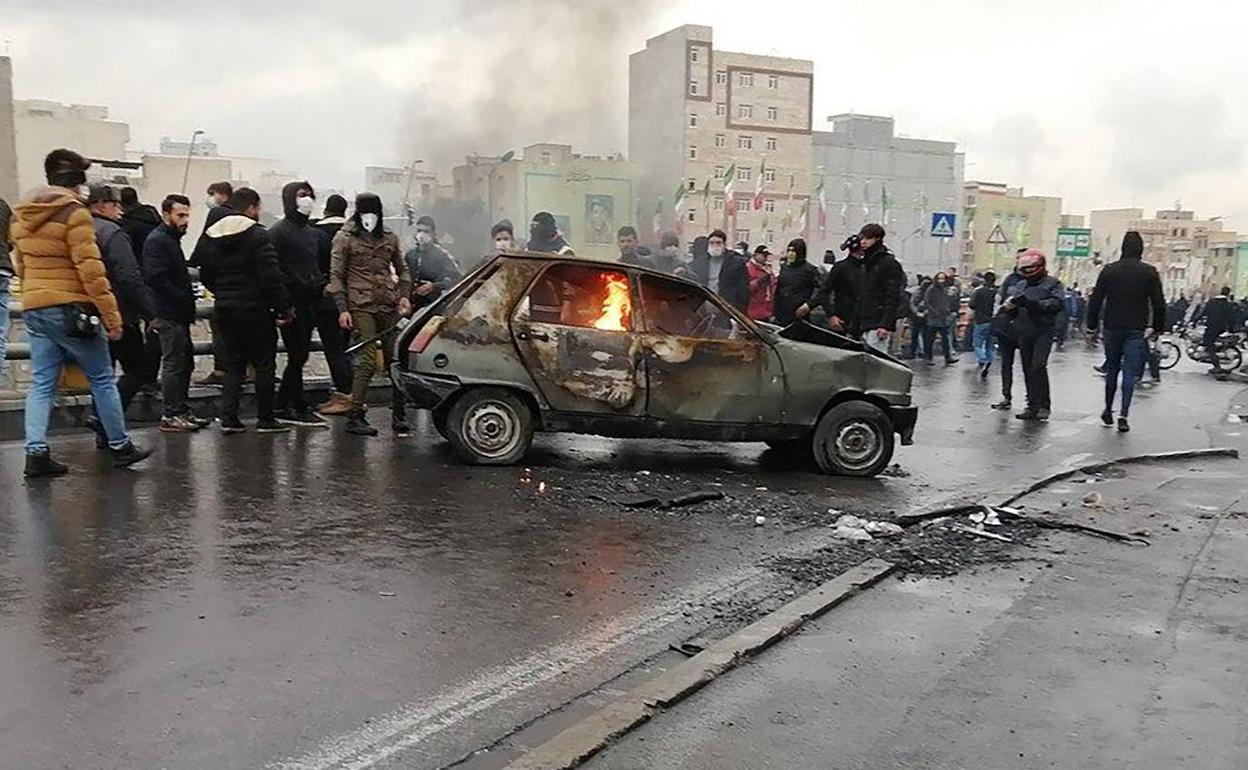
311, 193, 353, 414
405, 214, 463, 313
330, 193, 413, 437
11, 148, 151, 476
87, 184, 156, 436
198, 187, 294, 434
527, 211, 574, 255
774, 238, 823, 325
1085, 231, 1165, 433
118, 187, 161, 257
998, 249, 1065, 421
693, 229, 750, 312
269, 180, 330, 427
820, 223, 906, 352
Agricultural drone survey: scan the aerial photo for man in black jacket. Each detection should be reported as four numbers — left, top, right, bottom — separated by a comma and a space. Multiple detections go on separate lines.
1085, 231, 1166, 432
118, 186, 164, 394
405, 215, 464, 313
197, 187, 293, 434
88, 185, 156, 428
1197, 286, 1236, 377
969, 271, 997, 378
818, 224, 905, 352
269, 180, 329, 427
142, 194, 202, 433
692, 229, 750, 312
1000, 249, 1065, 421
776, 238, 822, 325
190, 181, 236, 386
312, 194, 353, 414
0, 197, 13, 384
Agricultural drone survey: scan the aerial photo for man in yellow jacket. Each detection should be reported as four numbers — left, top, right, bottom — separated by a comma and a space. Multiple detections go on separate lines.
10, 148, 152, 477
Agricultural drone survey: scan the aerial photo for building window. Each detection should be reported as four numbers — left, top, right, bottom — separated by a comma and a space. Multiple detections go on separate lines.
714, 165, 725, 179
715, 134, 726, 148
764, 168, 776, 183
690, 47, 700, 63
766, 229, 776, 243
688, 145, 698, 160
764, 199, 776, 213
738, 71, 754, 87
687, 179, 697, 191
766, 106, 778, 121
715, 102, 726, 117
735, 229, 751, 244
767, 74, 779, 89
540, 151, 552, 164
738, 135, 753, 150
689, 80, 699, 96
738, 167, 752, 182
766, 136, 777, 151
714, 197, 725, 211
715, 70, 727, 85
687, 208, 697, 222
738, 104, 753, 119
689, 113, 698, 127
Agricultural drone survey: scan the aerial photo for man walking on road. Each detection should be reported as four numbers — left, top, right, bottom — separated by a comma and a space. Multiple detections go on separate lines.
143, 194, 205, 433
197, 187, 294, 434
11, 149, 151, 476
190, 181, 235, 387
270, 180, 329, 427
970, 270, 997, 378
1085, 231, 1166, 433
329, 193, 412, 437
991, 251, 1027, 412
313, 193, 354, 415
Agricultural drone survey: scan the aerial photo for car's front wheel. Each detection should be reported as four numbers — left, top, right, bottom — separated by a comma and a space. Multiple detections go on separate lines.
446, 387, 534, 465
812, 401, 895, 477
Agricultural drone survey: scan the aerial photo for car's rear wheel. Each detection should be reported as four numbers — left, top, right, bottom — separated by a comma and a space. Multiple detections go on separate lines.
812, 401, 894, 477
446, 387, 534, 465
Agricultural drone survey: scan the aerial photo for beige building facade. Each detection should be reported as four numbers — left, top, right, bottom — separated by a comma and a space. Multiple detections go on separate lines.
13, 99, 130, 196
962, 182, 1062, 277
1088, 207, 1235, 299
630, 25, 814, 250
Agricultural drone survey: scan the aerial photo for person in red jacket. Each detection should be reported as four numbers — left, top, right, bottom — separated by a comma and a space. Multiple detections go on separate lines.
745, 245, 775, 321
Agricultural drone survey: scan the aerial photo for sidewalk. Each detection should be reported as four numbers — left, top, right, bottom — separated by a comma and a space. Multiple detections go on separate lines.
584, 451, 1248, 770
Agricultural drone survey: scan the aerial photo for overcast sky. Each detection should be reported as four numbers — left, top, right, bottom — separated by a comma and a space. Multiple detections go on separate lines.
5, 0, 1247, 229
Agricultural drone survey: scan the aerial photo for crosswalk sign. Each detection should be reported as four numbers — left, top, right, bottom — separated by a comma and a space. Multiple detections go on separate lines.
986, 223, 1009, 245
930, 212, 956, 238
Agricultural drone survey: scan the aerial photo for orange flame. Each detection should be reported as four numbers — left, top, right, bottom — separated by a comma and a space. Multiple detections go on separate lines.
593, 274, 631, 331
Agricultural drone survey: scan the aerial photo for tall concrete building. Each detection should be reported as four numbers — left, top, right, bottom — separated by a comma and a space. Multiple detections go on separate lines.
0, 58, 18, 202
811, 114, 963, 274
12, 99, 129, 195
962, 181, 1062, 278
1088, 207, 1235, 298
630, 25, 814, 249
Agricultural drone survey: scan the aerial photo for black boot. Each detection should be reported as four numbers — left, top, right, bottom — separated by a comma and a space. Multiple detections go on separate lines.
391, 389, 410, 436
25, 451, 69, 479
346, 411, 379, 437
111, 441, 153, 469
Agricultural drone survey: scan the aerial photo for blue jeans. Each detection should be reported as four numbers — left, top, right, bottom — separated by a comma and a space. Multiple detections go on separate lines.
0, 274, 10, 380
972, 322, 993, 365
1103, 329, 1148, 417
24, 306, 131, 453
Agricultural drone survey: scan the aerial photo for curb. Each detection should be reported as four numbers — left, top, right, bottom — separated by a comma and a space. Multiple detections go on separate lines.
501, 558, 895, 770
898, 447, 1241, 525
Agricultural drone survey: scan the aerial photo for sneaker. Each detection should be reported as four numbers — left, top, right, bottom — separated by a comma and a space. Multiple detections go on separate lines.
393, 417, 411, 437
1015, 409, 1041, 421
189, 415, 213, 429
255, 419, 292, 434
24, 451, 69, 478
991, 399, 1012, 411
111, 441, 153, 468
317, 392, 355, 416
277, 408, 328, 428
945, 356, 959, 366
220, 418, 247, 435
160, 415, 198, 433
1092, 364, 1106, 375
195, 371, 226, 388
1101, 408, 1114, 426
1117, 417, 1130, 433
346, 413, 379, 437
1035, 408, 1051, 421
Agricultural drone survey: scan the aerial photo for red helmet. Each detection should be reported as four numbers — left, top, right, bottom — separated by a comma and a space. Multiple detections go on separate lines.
1017, 248, 1048, 278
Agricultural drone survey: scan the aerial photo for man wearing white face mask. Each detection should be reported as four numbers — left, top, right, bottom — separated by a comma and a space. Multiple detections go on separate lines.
269, 180, 329, 427
491, 219, 515, 253
404, 214, 462, 312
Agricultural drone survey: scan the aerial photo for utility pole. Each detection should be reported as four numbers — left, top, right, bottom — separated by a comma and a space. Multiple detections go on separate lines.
180, 129, 204, 194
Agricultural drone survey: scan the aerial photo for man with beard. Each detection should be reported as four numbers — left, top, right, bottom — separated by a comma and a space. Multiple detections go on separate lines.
819, 223, 906, 352
269, 180, 329, 427
615, 225, 650, 267
312, 193, 354, 415
330, 194, 413, 437
527, 211, 574, 254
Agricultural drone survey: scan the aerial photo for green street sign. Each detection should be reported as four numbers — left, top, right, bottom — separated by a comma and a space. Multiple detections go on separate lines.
1057, 227, 1092, 258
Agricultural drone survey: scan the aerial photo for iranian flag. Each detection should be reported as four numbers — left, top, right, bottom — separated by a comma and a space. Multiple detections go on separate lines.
796, 197, 810, 237
722, 162, 738, 217
652, 197, 663, 238
816, 178, 828, 236
781, 174, 795, 231
752, 158, 767, 210
673, 182, 689, 233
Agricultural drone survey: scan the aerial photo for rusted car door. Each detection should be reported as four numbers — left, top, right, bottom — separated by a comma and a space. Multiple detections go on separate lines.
637, 274, 786, 425
510, 263, 647, 416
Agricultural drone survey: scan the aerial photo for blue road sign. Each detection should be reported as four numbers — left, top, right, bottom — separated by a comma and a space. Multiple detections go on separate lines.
930, 212, 957, 238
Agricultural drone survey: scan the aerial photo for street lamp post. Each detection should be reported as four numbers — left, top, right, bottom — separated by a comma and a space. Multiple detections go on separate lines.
180, 129, 204, 194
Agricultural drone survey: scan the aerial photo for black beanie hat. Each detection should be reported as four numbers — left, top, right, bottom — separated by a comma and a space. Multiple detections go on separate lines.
354, 193, 383, 216
416, 214, 436, 231
1121, 231, 1144, 260
324, 193, 348, 217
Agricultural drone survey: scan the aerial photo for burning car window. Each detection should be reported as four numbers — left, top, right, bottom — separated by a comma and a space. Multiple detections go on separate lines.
524, 264, 633, 332
639, 275, 747, 341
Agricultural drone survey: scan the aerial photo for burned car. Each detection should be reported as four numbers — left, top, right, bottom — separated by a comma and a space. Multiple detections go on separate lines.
393, 253, 916, 476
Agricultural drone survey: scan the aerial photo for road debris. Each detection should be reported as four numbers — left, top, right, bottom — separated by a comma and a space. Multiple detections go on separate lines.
1081, 491, 1104, 508
833, 514, 904, 542
754, 515, 767, 526
950, 524, 1015, 543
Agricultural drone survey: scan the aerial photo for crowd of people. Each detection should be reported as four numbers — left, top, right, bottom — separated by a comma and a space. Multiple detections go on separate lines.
0, 147, 1240, 479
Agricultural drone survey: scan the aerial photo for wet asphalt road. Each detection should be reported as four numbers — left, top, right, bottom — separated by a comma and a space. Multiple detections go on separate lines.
0, 344, 1240, 769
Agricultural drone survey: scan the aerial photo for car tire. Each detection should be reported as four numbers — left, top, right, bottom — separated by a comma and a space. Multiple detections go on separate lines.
446, 387, 534, 465
812, 401, 895, 477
